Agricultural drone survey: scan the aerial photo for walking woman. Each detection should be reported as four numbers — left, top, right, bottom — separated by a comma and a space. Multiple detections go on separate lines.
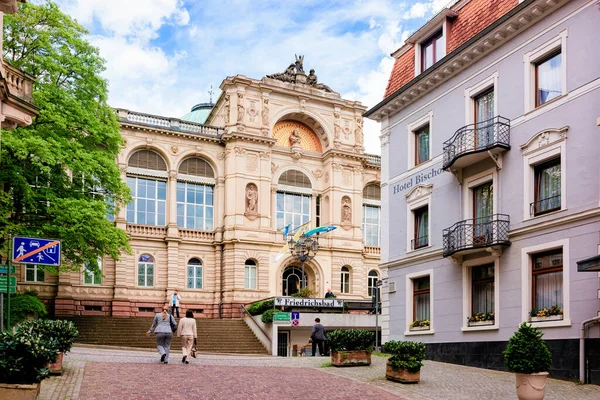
176, 310, 197, 364
146, 307, 176, 363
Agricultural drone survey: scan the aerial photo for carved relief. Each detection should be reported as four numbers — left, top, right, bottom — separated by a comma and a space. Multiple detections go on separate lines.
355, 117, 363, 145
261, 128, 270, 137
380, 130, 390, 148
216, 151, 225, 161
169, 145, 179, 155
313, 169, 323, 179
324, 171, 329, 183
262, 98, 269, 126
248, 99, 258, 122
289, 127, 302, 147
271, 162, 279, 173
234, 147, 247, 156
224, 94, 230, 124
258, 151, 270, 159
245, 183, 259, 220
405, 184, 433, 202
520, 126, 568, 155
299, 98, 306, 112
246, 153, 258, 172
237, 93, 245, 122
341, 196, 352, 230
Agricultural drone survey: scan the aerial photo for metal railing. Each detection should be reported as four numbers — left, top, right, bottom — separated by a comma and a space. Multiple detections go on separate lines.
411, 235, 429, 250
443, 214, 510, 257
443, 116, 510, 170
530, 195, 561, 216
240, 304, 271, 345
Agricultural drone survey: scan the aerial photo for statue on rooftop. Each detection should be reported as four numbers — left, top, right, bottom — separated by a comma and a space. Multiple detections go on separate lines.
266, 56, 334, 93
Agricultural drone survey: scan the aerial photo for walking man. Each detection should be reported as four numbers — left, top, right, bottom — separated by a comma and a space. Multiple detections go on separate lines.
169, 290, 181, 318
310, 318, 326, 356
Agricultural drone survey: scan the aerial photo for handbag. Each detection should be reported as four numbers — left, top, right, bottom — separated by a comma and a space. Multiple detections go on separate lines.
170, 315, 177, 333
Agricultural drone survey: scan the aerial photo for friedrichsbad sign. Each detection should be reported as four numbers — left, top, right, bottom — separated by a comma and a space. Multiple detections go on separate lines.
391, 162, 444, 195
274, 297, 344, 308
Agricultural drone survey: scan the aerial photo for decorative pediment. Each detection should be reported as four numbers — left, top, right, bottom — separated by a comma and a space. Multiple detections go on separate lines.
520, 126, 568, 155
405, 184, 433, 203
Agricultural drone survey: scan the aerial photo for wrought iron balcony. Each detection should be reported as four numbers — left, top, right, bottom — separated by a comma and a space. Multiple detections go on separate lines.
443, 214, 510, 258
530, 195, 561, 216
411, 235, 429, 250
443, 116, 510, 170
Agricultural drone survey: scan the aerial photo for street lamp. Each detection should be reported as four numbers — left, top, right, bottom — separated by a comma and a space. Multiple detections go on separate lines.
287, 234, 319, 290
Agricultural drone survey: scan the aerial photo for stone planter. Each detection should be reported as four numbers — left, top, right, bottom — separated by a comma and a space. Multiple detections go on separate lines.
515, 372, 548, 400
385, 363, 420, 383
331, 350, 371, 367
468, 320, 494, 327
48, 352, 63, 375
409, 326, 430, 332
0, 383, 41, 400
530, 315, 562, 323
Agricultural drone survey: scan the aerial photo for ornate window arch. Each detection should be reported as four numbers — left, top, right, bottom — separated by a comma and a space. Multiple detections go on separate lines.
276, 170, 312, 230
138, 254, 155, 287
187, 258, 203, 289
245, 259, 257, 289
126, 150, 168, 226
341, 266, 351, 294
282, 265, 307, 296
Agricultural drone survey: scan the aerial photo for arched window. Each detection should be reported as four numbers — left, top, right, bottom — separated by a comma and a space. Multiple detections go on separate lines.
368, 270, 379, 297
138, 254, 154, 287
187, 258, 203, 289
282, 266, 307, 296
245, 259, 257, 289
277, 170, 311, 230
341, 266, 351, 294
126, 150, 168, 226
177, 157, 215, 230
362, 183, 381, 246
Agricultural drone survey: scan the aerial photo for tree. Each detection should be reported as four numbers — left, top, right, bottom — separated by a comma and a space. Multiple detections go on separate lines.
0, 1, 130, 273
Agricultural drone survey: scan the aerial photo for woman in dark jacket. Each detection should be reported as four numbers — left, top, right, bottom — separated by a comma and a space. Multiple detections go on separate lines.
146, 307, 176, 363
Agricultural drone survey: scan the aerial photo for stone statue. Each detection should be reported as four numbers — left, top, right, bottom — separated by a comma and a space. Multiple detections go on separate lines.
246, 184, 258, 213
355, 117, 364, 145
290, 127, 302, 146
342, 198, 352, 222
262, 99, 269, 125
224, 94, 230, 124
267, 63, 296, 82
237, 93, 245, 122
307, 69, 317, 86
265, 56, 334, 92
295, 54, 305, 73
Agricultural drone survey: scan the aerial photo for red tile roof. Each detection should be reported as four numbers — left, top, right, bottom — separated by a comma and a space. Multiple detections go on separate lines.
384, 0, 518, 98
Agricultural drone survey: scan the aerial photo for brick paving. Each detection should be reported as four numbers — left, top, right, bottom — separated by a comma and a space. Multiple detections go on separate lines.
39, 346, 600, 400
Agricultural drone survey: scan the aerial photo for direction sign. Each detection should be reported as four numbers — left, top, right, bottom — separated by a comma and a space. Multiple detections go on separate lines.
377, 280, 383, 287
273, 312, 291, 323
12, 237, 61, 266
0, 265, 16, 274
291, 312, 300, 320
0, 286, 16, 293
0, 276, 16, 287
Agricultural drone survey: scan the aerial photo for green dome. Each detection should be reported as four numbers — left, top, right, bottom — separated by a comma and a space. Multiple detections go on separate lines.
181, 102, 214, 124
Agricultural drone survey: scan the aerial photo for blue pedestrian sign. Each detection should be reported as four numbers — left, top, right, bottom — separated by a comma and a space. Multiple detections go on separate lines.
291, 312, 300, 320
12, 237, 61, 266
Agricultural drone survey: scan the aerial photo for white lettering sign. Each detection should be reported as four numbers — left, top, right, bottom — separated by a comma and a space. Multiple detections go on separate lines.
274, 297, 344, 308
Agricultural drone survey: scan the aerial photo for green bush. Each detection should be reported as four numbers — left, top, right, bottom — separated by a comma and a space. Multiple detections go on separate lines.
504, 322, 552, 374
385, 340, 426, 373
291, 288, 316, 298
326, 329, 374, 352
2, 290, 48, 326
246, 299, 274, 316
0, 327, 59, 384
16, 319, 79, 353
261, 308, 277, 323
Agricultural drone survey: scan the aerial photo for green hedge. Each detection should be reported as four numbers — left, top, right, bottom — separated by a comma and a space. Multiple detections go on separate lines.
246, 299, 274, 316
2, 290, 48, 326
261, 308, 277, 323
326, 329, 374, 352
16, 319, 79, 353
385, 340, 426, 373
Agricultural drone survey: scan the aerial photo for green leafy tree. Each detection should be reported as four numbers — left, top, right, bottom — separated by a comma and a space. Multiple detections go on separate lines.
0, 1, 130, 272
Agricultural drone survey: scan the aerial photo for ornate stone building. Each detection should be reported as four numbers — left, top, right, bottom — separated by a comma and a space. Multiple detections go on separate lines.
24, 58, 381, 318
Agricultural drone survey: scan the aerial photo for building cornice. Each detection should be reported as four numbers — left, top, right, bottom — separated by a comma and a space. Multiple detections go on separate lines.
365, 0, 568, 121
380, 248, 444, 270
508, 207, 600, 238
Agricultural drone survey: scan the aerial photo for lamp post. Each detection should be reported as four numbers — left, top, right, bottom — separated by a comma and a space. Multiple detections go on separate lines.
287, 234, 319, 290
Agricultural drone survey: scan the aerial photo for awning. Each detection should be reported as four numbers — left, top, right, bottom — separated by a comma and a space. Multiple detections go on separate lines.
577, 255, 600, 272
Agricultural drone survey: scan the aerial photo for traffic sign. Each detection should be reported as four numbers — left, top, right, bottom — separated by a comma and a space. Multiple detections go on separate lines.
377, 280, 383, 287
12, 237, 61, 266
291, 311, 300, 320
0, 265, 16, 274
291, 319, 299, 326
0, 286, 16, 293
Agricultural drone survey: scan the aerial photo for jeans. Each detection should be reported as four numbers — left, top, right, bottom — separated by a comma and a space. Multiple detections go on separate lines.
312, 339, 324, 356
171, 306, 180, 318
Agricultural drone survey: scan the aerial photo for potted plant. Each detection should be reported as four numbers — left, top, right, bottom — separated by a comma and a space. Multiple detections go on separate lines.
468, 312, 495, 327
0, 326, 59, 399
326, 329, 374, 367
529, 306, 563, 322
409, 319, 430, 331
16, 319, 79, 375
384, 340, 426, 383
504, 322, 552, 400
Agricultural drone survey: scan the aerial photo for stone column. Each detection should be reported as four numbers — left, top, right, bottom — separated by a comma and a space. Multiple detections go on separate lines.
167, 170, 178, 237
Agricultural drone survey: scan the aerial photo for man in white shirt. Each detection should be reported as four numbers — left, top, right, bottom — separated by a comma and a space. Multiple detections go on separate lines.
169, 290, 182, 318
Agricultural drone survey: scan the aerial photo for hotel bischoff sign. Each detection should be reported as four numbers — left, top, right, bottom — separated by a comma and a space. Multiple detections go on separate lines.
391, 163, 444, 195
274, 297, 344, 308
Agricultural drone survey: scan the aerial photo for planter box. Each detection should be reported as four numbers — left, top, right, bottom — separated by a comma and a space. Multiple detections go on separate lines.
49, 352, 63, 375
0, 383, 41, 400
468, 320, 494, 327
515, 372, 548, 400
409, 326, 430, 331
386, 363, 420, 383
530, 315, 563, 323
331, 350, 371, 367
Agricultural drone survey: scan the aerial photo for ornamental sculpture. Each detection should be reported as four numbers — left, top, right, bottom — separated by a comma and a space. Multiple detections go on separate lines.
266, 55, 334, 93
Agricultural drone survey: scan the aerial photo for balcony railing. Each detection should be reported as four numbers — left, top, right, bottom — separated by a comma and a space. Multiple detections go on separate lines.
411, 235, 429, 250
443, 214, 510, 257
2, 61, 35, 105
365, 154, 381, 166
117, 109, 225, 138
363, 246, 381, 255
530, 195, 561, 216
443, 116, 510, 170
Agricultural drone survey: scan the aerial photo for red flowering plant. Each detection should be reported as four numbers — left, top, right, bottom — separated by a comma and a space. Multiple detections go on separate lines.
529, 305, 563, 318
468, 312, 494, 323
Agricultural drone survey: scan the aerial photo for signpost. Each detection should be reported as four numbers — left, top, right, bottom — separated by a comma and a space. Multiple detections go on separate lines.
273, 312, 291, 323
375, 280, 382, 351
0, 276, 16, 292
0, 265, 16, 274
12, 237, 61, 266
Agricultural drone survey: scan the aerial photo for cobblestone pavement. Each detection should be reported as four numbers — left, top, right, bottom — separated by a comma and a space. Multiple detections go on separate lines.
39, 346, 600, 400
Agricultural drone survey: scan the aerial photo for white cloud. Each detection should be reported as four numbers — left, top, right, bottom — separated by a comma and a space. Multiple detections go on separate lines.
406, 2, 430, 19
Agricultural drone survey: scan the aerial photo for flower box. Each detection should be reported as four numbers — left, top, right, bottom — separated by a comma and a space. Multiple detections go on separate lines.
468, 320, 494, 327
331, 350, 372, 367
386, 363, 420, 383
409, 326, 430, 332
0, 383, 41, 400
530, 315, 563, 323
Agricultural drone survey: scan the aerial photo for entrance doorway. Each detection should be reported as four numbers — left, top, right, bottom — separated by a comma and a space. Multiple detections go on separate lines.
277, 331, 289, 357
282, 266, 307, 296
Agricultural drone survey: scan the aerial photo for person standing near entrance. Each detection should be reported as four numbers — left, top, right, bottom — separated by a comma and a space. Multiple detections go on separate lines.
176, 310, 197, 364
170, 290, 181, 318
146, 307, 176, 364
310, 318, 326, 356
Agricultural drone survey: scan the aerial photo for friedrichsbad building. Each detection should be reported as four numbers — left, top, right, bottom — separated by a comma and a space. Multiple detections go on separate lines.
365, 0, 600, 382
20, 58, 382, 319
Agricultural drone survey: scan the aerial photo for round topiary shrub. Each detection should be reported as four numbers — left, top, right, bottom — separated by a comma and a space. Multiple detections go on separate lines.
385, 340, 426, 373
504, 322, 552, 374
326, 329, 374, 352
261, 308, 277, 323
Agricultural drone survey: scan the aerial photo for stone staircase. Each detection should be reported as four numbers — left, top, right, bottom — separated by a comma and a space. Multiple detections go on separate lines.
65, 317, 269, 355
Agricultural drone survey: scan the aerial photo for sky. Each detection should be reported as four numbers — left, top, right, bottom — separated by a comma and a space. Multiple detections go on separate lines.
45, 0, 450, 155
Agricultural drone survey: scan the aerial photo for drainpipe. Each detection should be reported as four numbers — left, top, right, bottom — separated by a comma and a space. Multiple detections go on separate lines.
580, 316, 600, 383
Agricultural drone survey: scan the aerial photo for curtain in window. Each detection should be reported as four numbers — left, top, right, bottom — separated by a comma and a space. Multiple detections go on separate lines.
473, 183, 493, 242
416, 128, 429, 164
475, 90, 494, 148
415, 293, 430, 321
472, 265, 494, 314
537, 161, 561, 212
415, 207, 428, 247
535, 271, 563, 309
537, 52, 562, 105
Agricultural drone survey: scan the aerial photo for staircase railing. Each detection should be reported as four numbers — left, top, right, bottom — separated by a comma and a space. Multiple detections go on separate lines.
241, 304, 272, 351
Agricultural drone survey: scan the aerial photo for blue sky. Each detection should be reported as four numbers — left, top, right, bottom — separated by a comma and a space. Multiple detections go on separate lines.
47, 0, 449, 154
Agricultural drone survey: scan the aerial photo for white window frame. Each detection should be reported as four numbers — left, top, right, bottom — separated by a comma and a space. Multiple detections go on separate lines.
464, 72, 498, 125
414, 22, 448, 75
362, 201, 381, 247
405, 185, 432, 253
463, 168, 497, 219
187, 259, 203, 290
83, 258, 102, 285
521, 129, 567, 221
340, 266, 351, 294
137, 255, 155, 288
368, 270, 379, 297
276, 191, 311, 231
461, 256, 500, 331
407, 111, 434, 169
520, 239, 571, 328
523, 30, 568, 113
245, 260, 257, 290
176, 181, 215, 230
126, 176, 167, 226
25, 264, 45, 282
405, 269, 434, 336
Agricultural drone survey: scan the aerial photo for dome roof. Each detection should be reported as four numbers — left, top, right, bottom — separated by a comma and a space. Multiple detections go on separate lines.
181, 102, 214, 124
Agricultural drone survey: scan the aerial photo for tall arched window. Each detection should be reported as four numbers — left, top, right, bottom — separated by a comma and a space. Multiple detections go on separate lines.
187, 258, 203, 289
245, 259, 257, 289
138, 254, 154, 287
126, 150, 168, 226
341, 266, 351, 294
277, 170, 311, 230
362, 184, 381, 246
282, 266, 307, 296
368, 270, 379, 297
177, 157, 215, 230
